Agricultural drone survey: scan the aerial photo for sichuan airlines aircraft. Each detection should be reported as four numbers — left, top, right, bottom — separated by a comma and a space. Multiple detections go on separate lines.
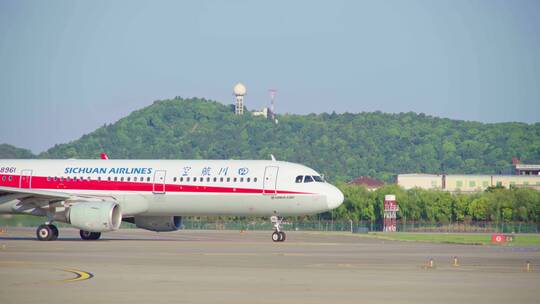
0, 157, 344, 242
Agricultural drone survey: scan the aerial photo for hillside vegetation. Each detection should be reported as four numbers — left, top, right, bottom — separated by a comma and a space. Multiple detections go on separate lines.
0, 144, 35, 159
37, 97, 539, 182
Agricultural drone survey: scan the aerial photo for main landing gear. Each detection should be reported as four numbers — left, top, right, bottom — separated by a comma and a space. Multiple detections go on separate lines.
36, 223, 59, 241
80, 230, 101, 240
35, 224, 101, 241
271, 216, 286, 242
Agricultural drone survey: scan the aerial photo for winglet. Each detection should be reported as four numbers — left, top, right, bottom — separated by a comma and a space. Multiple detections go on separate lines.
100, 153, 109, 160
270, 154, 276, 162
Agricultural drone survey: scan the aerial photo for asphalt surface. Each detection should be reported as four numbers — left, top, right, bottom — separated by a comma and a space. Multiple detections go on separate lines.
0, 228, 539, 304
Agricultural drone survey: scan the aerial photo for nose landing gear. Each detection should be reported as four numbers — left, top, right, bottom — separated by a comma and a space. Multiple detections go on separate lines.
271, 216, 286, 242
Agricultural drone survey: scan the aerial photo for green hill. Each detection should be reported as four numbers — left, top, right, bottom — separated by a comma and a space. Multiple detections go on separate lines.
0, 144, 35, 159
38, 97, 540, 182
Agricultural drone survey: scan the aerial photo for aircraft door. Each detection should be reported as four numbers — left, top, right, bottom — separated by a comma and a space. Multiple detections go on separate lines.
263, 166, 279, 195
153, 170, 166, 194
19, 169, 33, 189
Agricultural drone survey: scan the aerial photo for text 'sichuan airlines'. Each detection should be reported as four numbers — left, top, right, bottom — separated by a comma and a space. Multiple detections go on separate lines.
0, 156, 344, 242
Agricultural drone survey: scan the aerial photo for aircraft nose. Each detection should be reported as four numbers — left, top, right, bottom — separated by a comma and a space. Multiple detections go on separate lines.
326, 185, 344, 210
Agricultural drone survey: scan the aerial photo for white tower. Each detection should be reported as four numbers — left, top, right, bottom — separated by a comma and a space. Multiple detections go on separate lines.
233, 83, 246, 115
269, 89, 276, 114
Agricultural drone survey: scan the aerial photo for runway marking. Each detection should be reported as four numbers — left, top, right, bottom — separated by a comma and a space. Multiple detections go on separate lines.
274, 253, 310, 257
201, 253, 257, 256
61, 269, 94, 283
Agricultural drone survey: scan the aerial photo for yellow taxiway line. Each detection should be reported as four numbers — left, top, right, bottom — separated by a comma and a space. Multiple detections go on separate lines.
61, 269, 94, 283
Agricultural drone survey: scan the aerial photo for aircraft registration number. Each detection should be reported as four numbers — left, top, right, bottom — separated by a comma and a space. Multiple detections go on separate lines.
0, 167, 16, 173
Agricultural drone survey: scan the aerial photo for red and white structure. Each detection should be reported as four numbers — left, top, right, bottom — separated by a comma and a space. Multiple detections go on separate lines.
383, 194, 399, 232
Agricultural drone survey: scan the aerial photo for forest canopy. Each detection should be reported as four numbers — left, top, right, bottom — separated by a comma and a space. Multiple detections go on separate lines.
32, 97, 540, 182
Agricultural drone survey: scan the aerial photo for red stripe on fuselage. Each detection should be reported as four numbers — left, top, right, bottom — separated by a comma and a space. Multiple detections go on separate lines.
0, 174, 311, 195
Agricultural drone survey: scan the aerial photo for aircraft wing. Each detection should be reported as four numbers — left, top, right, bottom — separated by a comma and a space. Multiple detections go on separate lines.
0, 186, 72, 201
0, 186, 75, 212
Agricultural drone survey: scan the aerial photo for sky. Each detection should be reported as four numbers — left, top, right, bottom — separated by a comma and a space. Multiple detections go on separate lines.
1, 0, 539, 153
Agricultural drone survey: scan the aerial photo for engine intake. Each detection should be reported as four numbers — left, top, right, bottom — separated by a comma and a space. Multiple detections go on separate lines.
68, 201, 122, 232
134, 216, 183, 232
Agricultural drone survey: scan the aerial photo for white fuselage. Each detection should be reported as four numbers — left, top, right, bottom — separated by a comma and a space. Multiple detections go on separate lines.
0, 159, 344, 217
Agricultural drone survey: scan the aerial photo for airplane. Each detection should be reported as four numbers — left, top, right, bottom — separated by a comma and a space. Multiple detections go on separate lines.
0, 157, 344, 242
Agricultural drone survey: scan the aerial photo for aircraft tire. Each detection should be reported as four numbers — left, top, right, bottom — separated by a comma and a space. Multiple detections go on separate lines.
49, 225, 59, 240
279, 231, 286, 242
36, 224, 54, 241
272, 231, 280, 242
80, 230, 101, 240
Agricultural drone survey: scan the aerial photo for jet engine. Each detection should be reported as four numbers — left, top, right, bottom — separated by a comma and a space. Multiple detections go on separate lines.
67, 201, 122, 232
134, 216, 183, 232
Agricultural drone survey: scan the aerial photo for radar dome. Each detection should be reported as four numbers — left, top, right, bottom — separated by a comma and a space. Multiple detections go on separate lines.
233, 83, 246, 95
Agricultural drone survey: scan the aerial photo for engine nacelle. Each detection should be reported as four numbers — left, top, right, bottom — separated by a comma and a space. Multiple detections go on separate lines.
134, 216, 183, 232
68, 201, 122, 232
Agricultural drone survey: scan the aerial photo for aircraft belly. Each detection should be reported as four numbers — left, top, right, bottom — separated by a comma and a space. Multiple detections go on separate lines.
133, 193, 327, 216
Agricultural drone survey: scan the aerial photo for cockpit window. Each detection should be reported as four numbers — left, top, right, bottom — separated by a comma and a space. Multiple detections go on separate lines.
295, 175, 303, 183
313, 175, 323, 182
304, 175, 314, 183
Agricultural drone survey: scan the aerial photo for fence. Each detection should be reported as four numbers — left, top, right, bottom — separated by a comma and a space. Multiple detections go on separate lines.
1, 215, 539, 233
181, 220, 540, 233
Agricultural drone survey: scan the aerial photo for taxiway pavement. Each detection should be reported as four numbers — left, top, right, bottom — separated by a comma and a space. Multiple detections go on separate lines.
1, 228, 539, 304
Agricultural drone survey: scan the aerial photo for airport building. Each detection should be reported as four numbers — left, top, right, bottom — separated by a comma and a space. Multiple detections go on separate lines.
512, 157, 540, 175
397, 173, 540, 192
397, 158, 540, 192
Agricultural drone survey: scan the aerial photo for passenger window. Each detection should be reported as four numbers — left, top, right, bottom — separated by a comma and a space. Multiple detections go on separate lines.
254, 177, 257, 182
120, 177, 124, 182
200, 177, 204, 182
173, 177, 177, 182
127, 177, 130, 182
114, 177, 117, 181
180, 177, 183, 182
247, 177, 251, 182
227, 177, 231, 182
9, 176, 12, 181
2, 176, 5, 181
213, 177, 217, 182
206, 177, 210, 182
47, 176, 51, 181
98, 177, 102, 181
234, 177, 237, 182
108, 177, 111, 181
295, 175, 303, 183
240, 177, 244, 182
147, 177, 150, 182
304, 176, 314, 183
220, 177, 224, 182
